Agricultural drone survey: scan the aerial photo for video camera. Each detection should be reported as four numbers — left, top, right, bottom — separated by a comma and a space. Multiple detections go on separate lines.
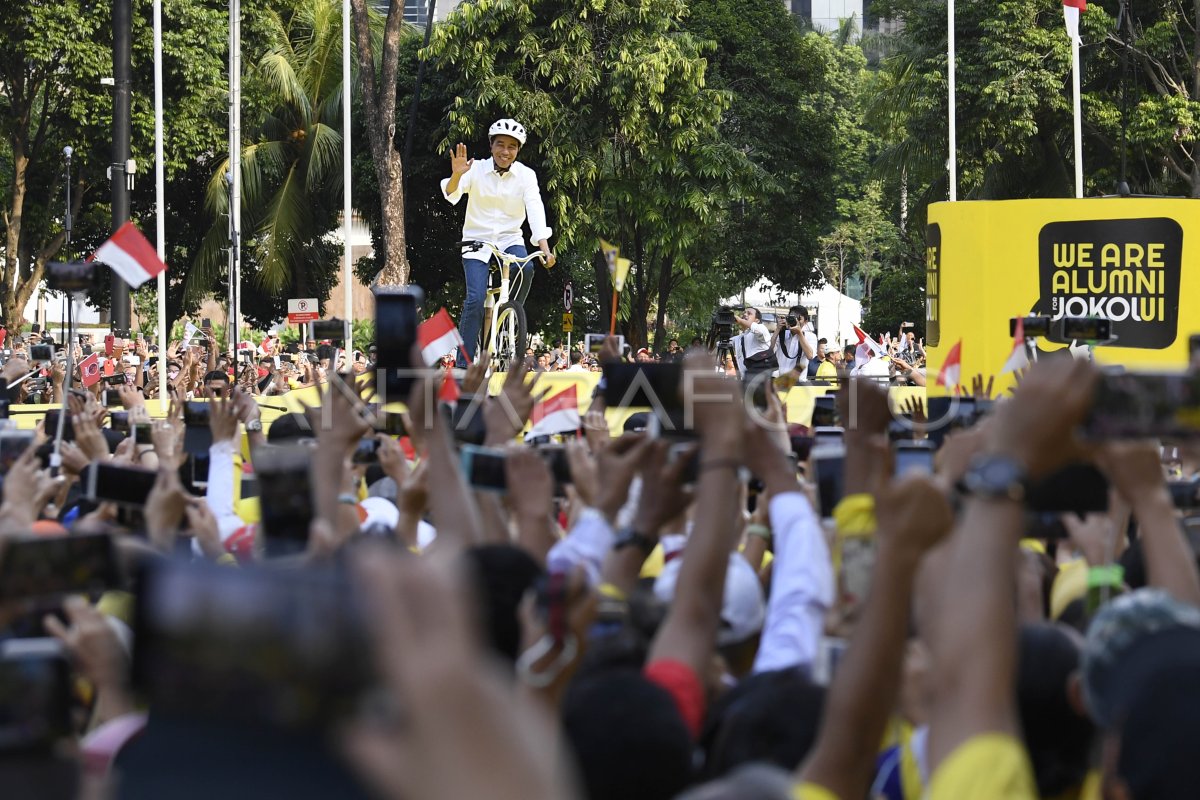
1010, 315, 1115, 344
707, 305, 741, 349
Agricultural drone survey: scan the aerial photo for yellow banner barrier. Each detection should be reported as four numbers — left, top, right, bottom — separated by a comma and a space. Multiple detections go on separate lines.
5, 375, 925, 435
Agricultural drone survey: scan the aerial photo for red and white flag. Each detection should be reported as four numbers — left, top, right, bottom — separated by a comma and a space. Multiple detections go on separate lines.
258, 336, 275, 355
1063, 0, 1086, 42
936, 339, 963, 389
79, 352, 102, 388
852, 324, 886, 369
525, 384, 580, 440
89, 222, 166, 289
418, 308, 466, 367
438, 364, 461, 404
1001, 317, 1030, 374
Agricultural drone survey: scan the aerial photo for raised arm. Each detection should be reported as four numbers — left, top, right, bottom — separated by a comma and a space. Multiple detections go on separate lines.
1098, 440, 1200, 607
799, 476, 952, 799
647, 372, 743, 675
925, 359, 1096, 774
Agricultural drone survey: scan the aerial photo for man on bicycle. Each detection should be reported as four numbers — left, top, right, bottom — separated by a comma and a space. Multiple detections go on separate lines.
441, 118, 556, 366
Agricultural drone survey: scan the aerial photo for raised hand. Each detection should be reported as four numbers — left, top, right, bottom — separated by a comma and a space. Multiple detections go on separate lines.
450, 142, 474, 176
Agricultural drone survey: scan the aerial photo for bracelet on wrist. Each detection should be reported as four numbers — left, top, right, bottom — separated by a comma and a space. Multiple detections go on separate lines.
745, 523, 771, 542
337, 493, 358, 506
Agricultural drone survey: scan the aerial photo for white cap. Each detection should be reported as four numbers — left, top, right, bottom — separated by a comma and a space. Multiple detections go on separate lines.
654, 551, 765, 646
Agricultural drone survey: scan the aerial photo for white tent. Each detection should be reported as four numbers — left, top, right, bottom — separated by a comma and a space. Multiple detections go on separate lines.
723, 281, 863, 349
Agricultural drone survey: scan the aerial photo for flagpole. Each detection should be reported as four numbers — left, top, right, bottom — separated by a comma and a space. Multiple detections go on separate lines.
229, 0, 242, 352
342, 0, 354, 344
947, 0, 957, 201
609, 287, 617, 336
1071, 35, 1083, 198
154, 0, 168, 412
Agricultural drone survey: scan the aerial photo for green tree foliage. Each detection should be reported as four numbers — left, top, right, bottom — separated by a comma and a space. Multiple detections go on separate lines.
867, 0, 1200, 212
188, 0, 349, 328
426, 0, 759, 348
0, 0, 227, 328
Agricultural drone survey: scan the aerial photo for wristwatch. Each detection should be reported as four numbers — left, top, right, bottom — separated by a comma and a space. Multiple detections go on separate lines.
613, 527, 656, 556
960, 455, 1028, 502
245, 419, 263, 433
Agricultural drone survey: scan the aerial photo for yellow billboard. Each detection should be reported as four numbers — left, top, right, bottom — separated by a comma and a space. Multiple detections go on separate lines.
925, 198, 1199, 393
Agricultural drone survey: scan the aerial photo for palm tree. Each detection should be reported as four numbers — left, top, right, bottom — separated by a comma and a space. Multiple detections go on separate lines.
186, 0, 351, 317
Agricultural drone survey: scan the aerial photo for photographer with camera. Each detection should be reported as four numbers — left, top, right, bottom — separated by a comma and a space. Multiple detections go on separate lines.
732, 307, 775, 380
776, 305, 818, 383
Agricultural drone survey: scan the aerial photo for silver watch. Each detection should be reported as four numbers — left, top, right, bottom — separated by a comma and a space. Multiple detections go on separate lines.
245, 419, 263, 433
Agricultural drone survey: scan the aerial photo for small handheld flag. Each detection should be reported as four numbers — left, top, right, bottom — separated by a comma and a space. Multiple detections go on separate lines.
936, 339, 963, 389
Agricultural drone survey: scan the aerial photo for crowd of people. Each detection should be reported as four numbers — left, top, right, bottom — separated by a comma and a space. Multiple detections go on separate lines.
0, 321, 1197, 800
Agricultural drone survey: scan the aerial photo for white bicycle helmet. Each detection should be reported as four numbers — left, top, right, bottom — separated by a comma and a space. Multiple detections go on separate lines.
488, 118, 527, 146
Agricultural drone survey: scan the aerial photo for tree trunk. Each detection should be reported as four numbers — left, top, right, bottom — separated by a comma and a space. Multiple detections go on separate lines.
593, 249, 612, 329
350, 0, 410, 287
652, 256, 672, 352
2, 150, 28, 327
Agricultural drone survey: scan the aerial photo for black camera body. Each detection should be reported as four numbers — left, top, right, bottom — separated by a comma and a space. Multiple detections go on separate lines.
708, 305, 739, 347
30, 344, 53, 361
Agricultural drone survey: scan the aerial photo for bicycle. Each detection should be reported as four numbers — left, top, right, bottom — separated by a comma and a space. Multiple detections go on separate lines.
459, 240, 547, 371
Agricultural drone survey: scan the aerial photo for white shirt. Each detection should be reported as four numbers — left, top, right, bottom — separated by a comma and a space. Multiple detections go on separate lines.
753, 491, 834, 673
776, 323, 817, 376
441, 158, 553, 264
734, 321, 770, 375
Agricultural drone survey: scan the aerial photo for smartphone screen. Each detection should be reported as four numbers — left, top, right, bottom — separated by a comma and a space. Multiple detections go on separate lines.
461, 444, 507, 492
1025, 462, 1109, 513
602, 362, 683, 410
537, 444, 572, 492
0, 431, 35, 473
85, 462, 158, 507
254, 444, 315, 554
110, 411, 130, 433
0, 640, 72, 749
813, 426, 844, 450
183, 401, 210, 427
585, 333, 624, 355
0, 533, 120, 602
894, 441, 936, 476
811, 395, 838, 427
1086, 371, 1200, 439
351, 438, 380, 465
131, 421, 153, 447
375, 287, 424, 398
131, 560, 371, 730
812, 446, 845, 518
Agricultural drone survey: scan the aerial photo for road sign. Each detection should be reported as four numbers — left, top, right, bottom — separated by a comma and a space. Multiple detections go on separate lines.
563, 281, 574, 312
287, 298, 319, 324
562, 312, 574, 333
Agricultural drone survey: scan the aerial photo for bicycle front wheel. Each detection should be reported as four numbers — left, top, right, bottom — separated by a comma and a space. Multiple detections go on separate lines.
493, 301, 527, 372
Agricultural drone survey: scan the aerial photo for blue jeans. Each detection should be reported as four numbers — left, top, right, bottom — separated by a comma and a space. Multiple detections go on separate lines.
459, 244, 534, 366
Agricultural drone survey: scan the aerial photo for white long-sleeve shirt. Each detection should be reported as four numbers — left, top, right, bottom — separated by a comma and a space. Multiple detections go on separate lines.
441, 157, 553, 265
752, 491, 834, 673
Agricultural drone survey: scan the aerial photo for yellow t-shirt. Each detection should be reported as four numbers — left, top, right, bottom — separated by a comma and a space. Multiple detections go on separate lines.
792, 782, 839, 800
928, 733, 1037, 800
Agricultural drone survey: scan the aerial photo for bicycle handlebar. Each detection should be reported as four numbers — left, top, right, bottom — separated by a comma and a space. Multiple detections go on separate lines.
458, 240, 546, 264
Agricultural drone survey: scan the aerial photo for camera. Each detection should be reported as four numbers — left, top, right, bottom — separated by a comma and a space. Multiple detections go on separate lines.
30, 344, 53, 361
786, 314, 798, 329
45, 260, 98, 293
709, 305, 738, 344
1009, 315, 1115, 344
